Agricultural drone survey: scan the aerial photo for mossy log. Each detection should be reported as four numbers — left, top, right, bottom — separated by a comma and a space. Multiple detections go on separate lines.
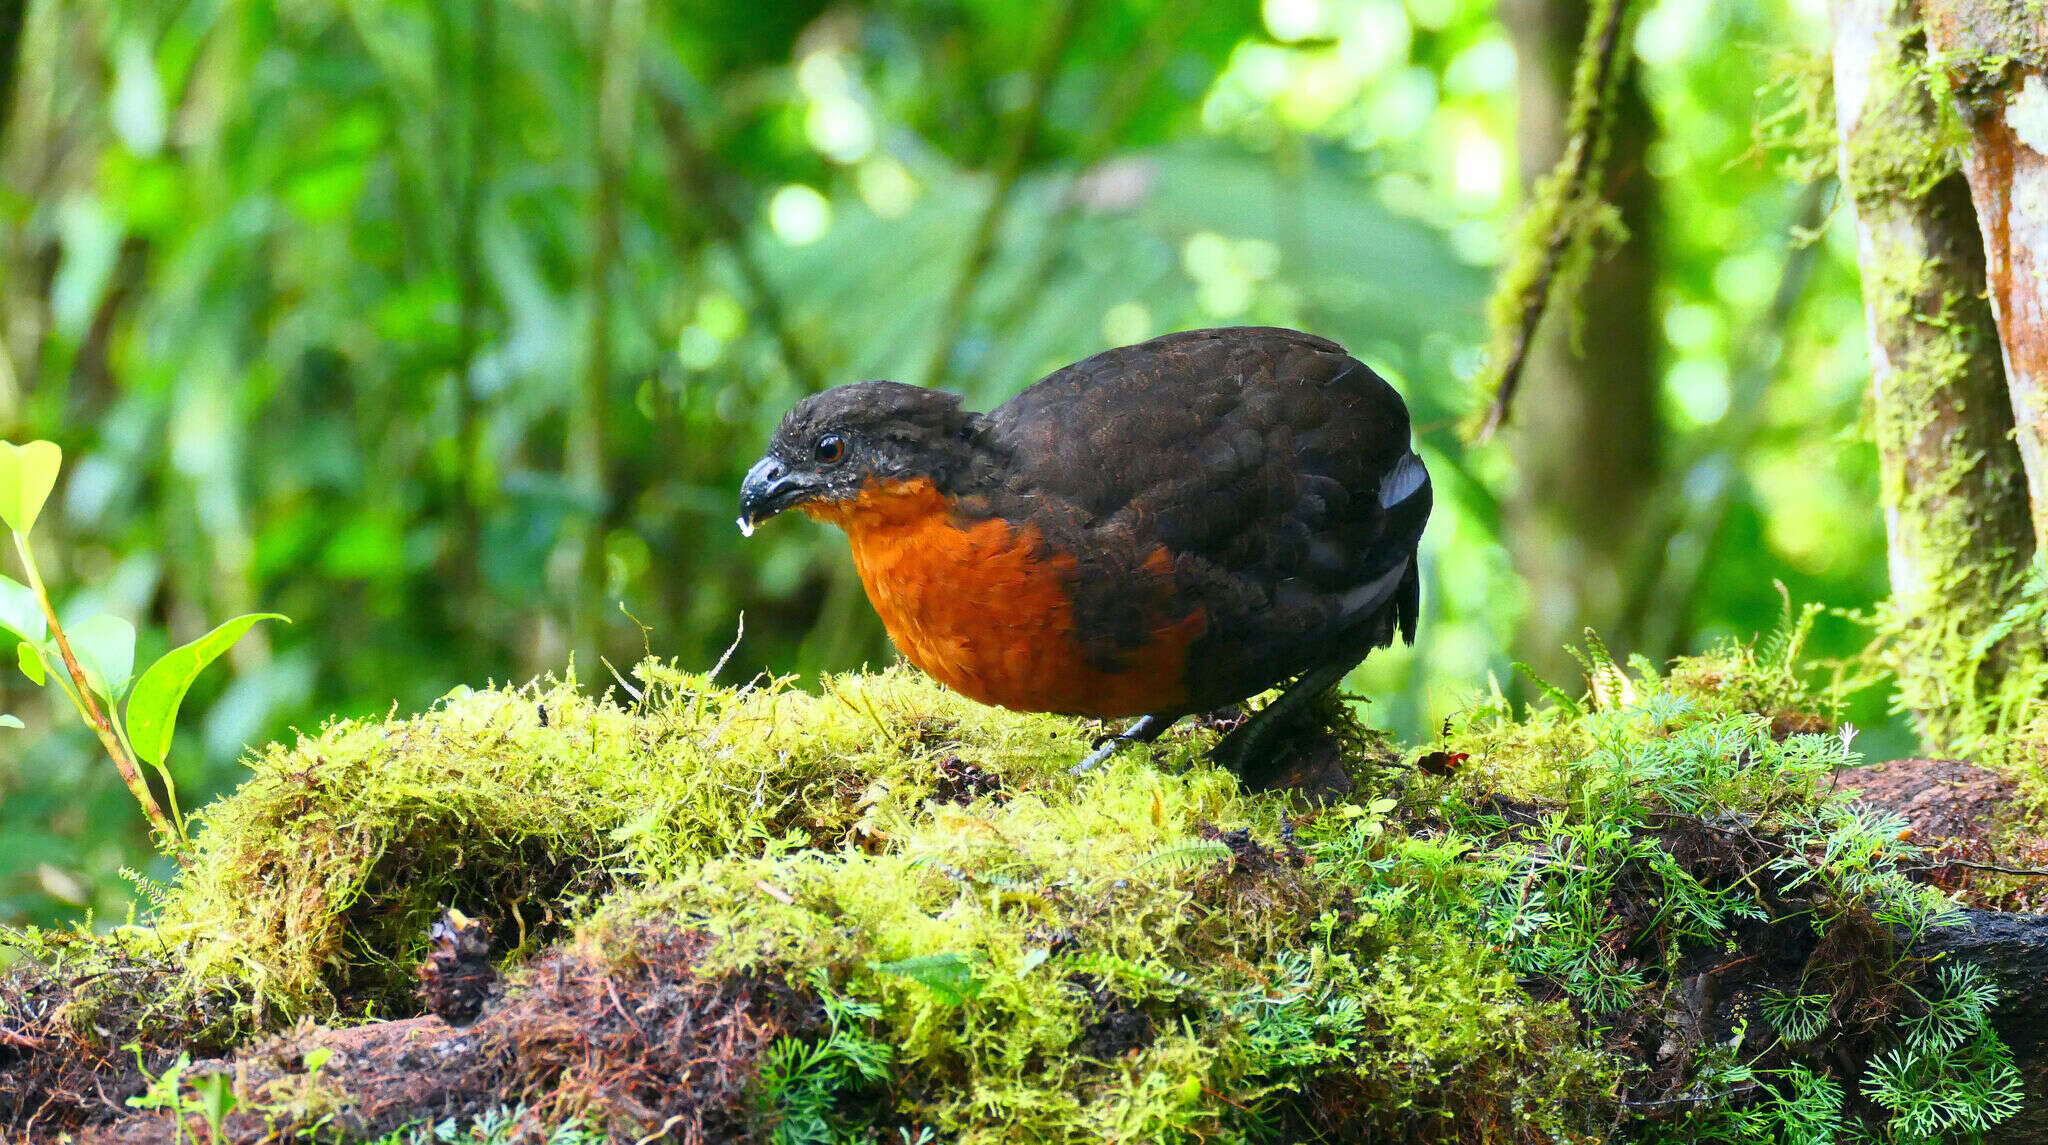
1919, 910, 2048, 1145
7, 644, 2048, 1142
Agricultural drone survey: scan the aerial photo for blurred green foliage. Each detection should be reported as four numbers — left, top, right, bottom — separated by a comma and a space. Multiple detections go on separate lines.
0, 0, 1890, 928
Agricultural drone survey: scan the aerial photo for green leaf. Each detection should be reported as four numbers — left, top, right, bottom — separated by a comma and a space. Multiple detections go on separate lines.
67, 614, 136, 702
871, 952, 982, 1005
0, 440, 62, 535
126, 613, 287, 766
17, 641, 45, 685
193, 1070, 238, 1130
0, 714, 21, 729
0, 574, 44, 644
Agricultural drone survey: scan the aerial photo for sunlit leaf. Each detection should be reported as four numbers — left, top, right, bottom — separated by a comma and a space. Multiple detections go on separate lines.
0, 714, 21, 729
17, 640, 46, 686
126, 613, 287, 766
0, 573, 44, 643
0, 440, 62, 535
68, 614, 137, 702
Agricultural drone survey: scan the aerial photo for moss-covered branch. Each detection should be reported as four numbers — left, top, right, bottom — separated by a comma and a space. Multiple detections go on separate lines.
1471, 0, 1640, 442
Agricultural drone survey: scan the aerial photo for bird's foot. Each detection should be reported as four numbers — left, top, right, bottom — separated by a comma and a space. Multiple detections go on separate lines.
1070, 713, 1171, 775
1209, 659, 1357, 788
1071, 738, 1124, 774
1206, 719, 1270, 777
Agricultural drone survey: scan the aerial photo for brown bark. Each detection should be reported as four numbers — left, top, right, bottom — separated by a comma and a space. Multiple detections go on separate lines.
1498, 0, 1661, 683
1922, 1, 2048, 558
1831, 0, 2039, 750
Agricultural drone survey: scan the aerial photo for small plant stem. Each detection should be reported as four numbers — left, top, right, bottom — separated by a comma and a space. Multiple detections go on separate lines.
10, 529, 180, 848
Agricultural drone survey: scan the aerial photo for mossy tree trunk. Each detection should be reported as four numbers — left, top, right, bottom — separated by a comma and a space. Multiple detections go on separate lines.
1498, 0, 1662, 685
1830, 0, 2042, 751
1921, 2, 2048, 556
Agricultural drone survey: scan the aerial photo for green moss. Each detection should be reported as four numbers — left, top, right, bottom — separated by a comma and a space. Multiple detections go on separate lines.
1469, 0, 1640, 431
6, 630, 2024, 1142
143, 664, 1101, 1018
1752, 51, 1838, 183
592, 745, 1613, 1143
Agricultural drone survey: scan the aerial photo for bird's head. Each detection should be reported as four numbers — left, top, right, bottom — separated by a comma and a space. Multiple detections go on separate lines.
739, 381, 984, 534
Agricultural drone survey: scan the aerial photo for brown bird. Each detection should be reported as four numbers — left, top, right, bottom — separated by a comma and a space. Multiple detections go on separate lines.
738, 326, 1430, 783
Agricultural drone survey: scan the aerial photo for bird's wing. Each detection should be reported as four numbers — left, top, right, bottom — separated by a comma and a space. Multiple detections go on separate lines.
980, 327, 1429, 699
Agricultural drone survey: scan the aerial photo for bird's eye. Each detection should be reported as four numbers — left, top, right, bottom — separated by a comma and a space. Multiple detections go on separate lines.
813, 434, 846, 464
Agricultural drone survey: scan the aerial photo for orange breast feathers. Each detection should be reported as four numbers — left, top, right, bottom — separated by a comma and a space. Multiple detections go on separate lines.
800, 477, 1206, 718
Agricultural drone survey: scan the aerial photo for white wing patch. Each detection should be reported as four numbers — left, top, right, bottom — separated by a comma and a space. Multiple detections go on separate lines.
1337, 559, 1408, 621
1378, 451, 1428, 509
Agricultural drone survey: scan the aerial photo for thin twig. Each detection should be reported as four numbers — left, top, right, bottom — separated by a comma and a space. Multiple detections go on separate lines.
1621, 1082, 1763, 1111
918, 0, 1087, 389
1474, 0, 1635, 442
1618, 179, 1834, 656
0, 1025, 43, 1049
603, 975, 651, 1042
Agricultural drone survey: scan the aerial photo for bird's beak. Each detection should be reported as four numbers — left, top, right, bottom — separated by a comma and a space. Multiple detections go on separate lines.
738, 456, 821, 536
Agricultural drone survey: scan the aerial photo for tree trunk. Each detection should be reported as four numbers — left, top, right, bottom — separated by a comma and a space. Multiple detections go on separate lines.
1498, 0, 1661, 685
1830, 0, 2039, 751
1921, 2, 2048, 557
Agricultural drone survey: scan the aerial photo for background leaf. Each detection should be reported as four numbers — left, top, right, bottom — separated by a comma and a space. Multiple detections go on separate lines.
16, 641, 46, 687
127, 614, 288, 767
0, 574, 45, 644
0, 441, 62, 536
66, 615, 137, 703
872, 952, 983, 1004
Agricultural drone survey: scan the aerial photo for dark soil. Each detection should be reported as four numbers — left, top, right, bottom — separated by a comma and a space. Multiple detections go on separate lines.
1, 945, 246, 1140
930, 754, 1004, 804
1064, 975, 1155, 1060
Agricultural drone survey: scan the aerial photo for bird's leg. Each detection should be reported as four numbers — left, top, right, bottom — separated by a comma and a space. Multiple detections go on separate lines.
1071, 713, 1175, 774
1209, 658, 1359, 787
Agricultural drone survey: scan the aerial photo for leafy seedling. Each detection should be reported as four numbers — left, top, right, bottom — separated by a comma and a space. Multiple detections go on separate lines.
2, 438, 287, 853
